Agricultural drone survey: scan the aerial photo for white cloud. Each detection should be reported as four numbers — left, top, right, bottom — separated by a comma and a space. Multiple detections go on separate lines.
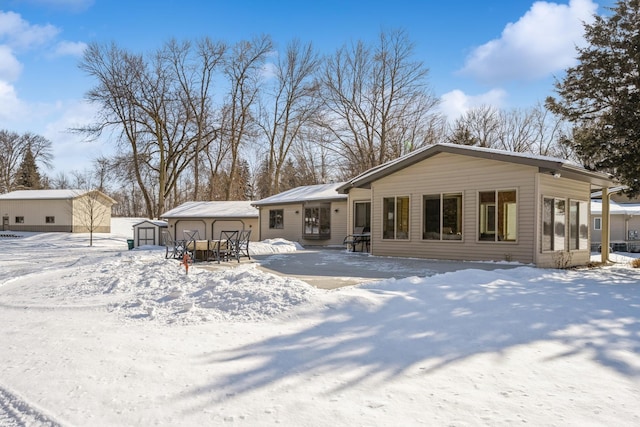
0, 80, 28, 122
0, 45, 22, 82
460, 0, 598, 84
0, 10, 60, 51
53, 40, 87, 57
439, 88, 508, 121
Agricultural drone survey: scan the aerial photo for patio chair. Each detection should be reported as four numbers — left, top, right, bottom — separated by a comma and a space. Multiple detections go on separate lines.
216, 230, 239, 263
162, 230, 185, 259
183, 229, 201, 261
236, 229, 252, 260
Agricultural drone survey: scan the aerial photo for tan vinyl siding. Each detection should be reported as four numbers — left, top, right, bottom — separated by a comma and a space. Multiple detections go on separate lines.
258, 201, 347, 246
536, 174, 592, 267
369, 152, 537, 264
1, 199, 74, 231
0, 192, 114, 233
590, 215, 640, 246
346, 188, 371, 235
71, 194, 113, 233
259, 204, 303, 242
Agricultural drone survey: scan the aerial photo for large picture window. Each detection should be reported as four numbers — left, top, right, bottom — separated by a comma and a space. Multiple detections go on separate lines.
423, 193, 462, 240
303, 204, 331, 239
383, 196, 409, 239
479, 190, 516, 242
269, 209, 283, 229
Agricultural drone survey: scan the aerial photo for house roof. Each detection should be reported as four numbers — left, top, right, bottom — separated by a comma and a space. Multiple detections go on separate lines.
590, 200, 640, 215
161, 201, 258, 218
133, 219, 168, 228
0, 189, 117, 204
252, 182, 348, 206
337, 143, 616, 193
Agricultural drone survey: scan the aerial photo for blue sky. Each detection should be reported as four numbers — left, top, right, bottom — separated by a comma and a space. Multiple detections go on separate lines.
0, 0, 614, 176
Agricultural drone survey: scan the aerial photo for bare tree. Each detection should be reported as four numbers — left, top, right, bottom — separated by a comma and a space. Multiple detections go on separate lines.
220, 34, 273, 200
257, 39, 321, 196
320, 29, 441, 175
164, 37, 226, 201
448, 105, 501, 148
495, 108, 536, 153
0, 130, 53, 193
78, 40, 226, 218
73, 189, 112, 247
447, 103, 573, 159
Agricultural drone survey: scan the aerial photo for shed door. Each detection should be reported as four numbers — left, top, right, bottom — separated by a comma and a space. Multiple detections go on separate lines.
137, 227, 156, 246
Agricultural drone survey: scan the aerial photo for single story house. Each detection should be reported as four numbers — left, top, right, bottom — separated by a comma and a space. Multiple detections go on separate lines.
161, 201, 259, 241
0, 189, 116, 233
132, 219, 168, 248
251, 182, 348, 246
337, 143, 615, 268
590, 199, 640, 252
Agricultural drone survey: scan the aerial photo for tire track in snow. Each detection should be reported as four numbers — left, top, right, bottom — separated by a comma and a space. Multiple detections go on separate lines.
0, 384, 63, 427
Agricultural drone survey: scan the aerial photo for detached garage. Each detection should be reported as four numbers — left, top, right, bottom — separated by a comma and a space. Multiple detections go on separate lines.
0, 189, 116, 233
161, 201, 259, 241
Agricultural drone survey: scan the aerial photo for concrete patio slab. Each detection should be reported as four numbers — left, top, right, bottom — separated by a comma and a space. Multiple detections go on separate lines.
250, 248, 522, 289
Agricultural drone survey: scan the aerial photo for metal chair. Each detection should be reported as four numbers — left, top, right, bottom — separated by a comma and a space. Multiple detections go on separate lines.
162, 230, 185, 259
236, 229, 252, 260
216, 230, 239, 263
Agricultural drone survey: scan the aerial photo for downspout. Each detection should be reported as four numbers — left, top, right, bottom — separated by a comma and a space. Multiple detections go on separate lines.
601, 187, 610, 264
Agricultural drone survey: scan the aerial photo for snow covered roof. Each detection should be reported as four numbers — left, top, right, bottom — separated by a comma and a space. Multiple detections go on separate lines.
338, 143, 616, 193
252, 182, 348, 206
0, 189, 90, 200
590, 200, 640, 215
133, 219, 168, 228
161, 201, 258, 218
0, 189, 116, 203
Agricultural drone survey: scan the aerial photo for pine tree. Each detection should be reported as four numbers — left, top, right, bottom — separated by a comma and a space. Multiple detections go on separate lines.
546, 0, 640, 196
14, 145, 42, 190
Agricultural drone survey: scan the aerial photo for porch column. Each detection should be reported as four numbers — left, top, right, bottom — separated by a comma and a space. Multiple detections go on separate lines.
601, 187, 610, 263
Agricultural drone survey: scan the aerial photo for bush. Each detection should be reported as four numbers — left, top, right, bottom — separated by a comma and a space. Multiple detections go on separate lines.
631, 258, 640, 268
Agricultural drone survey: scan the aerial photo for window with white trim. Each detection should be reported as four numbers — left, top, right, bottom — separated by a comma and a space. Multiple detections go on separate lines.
478, 190, 517, 242
269, 209, 283, 229
423, 193, 462, 240
593, 217, 602, 231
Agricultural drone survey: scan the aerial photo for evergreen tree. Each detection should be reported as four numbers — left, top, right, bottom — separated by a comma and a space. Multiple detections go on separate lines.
14, 145, 42, 190
546, 0, 640, 195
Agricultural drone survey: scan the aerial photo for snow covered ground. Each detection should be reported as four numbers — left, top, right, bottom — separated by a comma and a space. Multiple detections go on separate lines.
0, 218, 639, 426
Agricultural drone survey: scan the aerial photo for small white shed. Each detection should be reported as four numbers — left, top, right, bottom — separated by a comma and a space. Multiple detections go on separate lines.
132, 219, 168, 248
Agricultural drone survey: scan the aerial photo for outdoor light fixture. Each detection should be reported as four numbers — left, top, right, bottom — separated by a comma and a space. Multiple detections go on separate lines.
334, 208, 339, 213
553, 172, 561, 178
